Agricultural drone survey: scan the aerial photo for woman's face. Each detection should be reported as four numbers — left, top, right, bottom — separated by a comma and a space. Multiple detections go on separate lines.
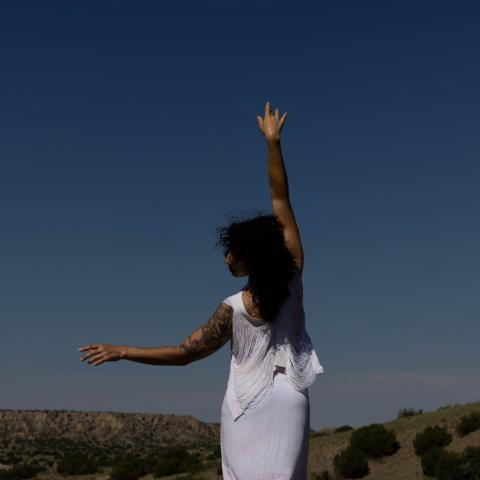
224, 250, 250, 277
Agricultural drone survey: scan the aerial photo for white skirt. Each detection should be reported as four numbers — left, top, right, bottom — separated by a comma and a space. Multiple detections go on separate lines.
220, 368, 310, 480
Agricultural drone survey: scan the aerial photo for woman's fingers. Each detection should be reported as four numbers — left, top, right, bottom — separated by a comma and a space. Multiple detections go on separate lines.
78, 344, 93, 352
258, 102, 287, 141
279, 111, 287, 130
80, 352, 93, 362
79, 343, 122, 366
79, 344, 99, 352
264, 101, 276, 121
265, 101, 271, 118
90, 352, 108, 366
86, 352, 102, 364
256, 115, 263, 128
262, 102, 285, 124
79, 345, 99, 362
79, 344, 104, 362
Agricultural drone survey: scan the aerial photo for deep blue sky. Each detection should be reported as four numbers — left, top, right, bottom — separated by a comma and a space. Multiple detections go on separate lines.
1, 1, 479, 429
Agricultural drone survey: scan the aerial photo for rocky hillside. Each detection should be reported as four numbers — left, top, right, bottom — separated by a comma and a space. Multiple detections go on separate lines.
0, 409, 219, 459
307, 400, 480, 479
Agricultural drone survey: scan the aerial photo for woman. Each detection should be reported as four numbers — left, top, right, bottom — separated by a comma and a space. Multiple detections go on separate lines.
78, 101, 324, 479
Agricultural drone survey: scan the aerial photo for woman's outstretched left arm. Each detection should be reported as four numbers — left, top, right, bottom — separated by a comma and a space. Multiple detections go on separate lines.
78, 303, 233, 366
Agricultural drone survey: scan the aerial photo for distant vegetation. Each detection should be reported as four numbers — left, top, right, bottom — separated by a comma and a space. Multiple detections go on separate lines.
413, 417, 480, 479
334, 425, 354, 433
0, 462, 45, 480
152, 445, 203, 477
0, 436, 221, 480
311, 471, 333, 480
310, 404, 480, 479
331, 423, 400, 478
0, 445, 221, 480
350, 424, 400, 459
413, 425, 453, 457
456, 411, 480, 437
2, 405, 480, 479
110, 454, 151, 480
0, 409, 222, 479
397, 407, 423, 418
107, 445, 218, 480
333, 445, 370, 478
57, 452, 101, 475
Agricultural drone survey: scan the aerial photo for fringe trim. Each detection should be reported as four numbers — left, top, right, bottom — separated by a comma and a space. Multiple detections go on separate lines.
230, 272, 325, 415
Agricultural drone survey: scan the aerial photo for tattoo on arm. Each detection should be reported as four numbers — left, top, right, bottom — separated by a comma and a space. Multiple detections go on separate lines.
179, 303, 233, 364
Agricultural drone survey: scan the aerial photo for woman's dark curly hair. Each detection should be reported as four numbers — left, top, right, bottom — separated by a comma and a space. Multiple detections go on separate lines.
215, 211, 298, 323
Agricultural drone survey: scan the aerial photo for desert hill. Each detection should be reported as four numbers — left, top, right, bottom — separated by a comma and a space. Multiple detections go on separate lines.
0, 400, 479, 479
0, 409, 219, 458
308, 400, 480, 479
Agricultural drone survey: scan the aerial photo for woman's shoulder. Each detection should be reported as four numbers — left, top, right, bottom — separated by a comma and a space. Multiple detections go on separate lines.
221, 291, 241, 308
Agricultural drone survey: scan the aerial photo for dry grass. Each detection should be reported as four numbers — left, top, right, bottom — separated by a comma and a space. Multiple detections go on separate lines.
307, 400, 480, 479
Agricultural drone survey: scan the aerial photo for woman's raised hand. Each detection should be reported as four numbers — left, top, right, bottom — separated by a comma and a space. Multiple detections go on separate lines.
256, 101, 288, 143
78, 343, 126, 366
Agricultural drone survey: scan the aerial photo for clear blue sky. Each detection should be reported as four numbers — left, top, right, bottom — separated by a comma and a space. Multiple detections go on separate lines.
1, 1, 479, 430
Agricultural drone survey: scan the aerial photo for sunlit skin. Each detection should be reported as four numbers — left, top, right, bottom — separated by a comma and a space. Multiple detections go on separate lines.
78, 100, 302, 366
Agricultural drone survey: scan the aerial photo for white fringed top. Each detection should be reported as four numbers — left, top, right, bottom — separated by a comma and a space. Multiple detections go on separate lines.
222, 271, 325, 421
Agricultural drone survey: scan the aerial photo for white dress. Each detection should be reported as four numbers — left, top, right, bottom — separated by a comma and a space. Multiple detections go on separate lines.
220, 272, 325, 480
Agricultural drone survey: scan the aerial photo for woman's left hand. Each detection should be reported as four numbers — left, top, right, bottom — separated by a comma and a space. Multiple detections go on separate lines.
78, 343, 125, 366
256, 101, 288, 142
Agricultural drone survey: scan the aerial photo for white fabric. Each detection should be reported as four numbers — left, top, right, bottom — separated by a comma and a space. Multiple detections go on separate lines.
219, 272, 325, 478
222, 271, 325, 421
221, 368, 310, 480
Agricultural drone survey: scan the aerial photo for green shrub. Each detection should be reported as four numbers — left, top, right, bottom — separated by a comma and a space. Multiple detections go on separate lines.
153, 456, 180, 477
152, 445, 202, 477
350, 424, 400, 458
334, 425, 354, 433
333, 445, 369, 479
57, 453, 99, 475
413, 425, 452, 456
0, 462, 45, 480
420, 447, 480, 479
420, 447, 446, 477
456, 411, 480, 437
397, 407, 423, 418
206, 444, 221, 460
136, 453, 157, 473
435, 449, 465, 480
461, 446, 480, 478
311, 470, 333, 480
3, 454, 21, 465
110, 455, 146, 480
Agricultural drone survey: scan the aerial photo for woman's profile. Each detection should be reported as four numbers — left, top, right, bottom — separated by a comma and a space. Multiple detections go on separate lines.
79, 101, 325, 479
